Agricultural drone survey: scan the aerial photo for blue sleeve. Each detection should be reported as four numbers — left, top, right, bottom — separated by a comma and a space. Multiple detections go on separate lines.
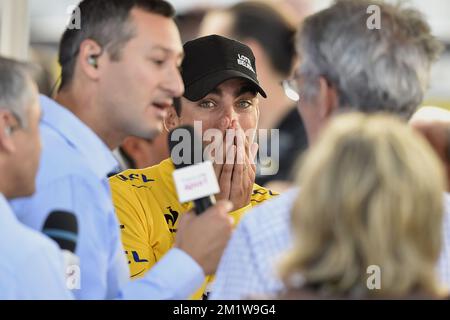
439, 197, 450, 287
0, 240, 74, 300
119, 248, 205, 300
11, 175, 127, 300
11, 175, 206, 300
0, 266, 18, 299
19, 238, 74, 299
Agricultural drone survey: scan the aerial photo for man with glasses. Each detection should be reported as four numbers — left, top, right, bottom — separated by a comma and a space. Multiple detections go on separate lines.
211, 0, 445, 299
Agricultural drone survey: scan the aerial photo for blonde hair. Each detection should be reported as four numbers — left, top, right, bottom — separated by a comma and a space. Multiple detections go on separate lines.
280, 112, 446, 298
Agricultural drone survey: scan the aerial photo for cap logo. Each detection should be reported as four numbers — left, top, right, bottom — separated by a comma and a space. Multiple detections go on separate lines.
237, 54, 255, 73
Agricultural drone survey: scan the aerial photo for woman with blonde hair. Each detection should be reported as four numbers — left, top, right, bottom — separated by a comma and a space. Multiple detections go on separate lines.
279, 112, 448, 299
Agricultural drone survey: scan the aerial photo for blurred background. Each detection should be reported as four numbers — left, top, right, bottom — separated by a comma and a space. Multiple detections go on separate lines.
0, 1, 448, 301
1, 0, 449, 107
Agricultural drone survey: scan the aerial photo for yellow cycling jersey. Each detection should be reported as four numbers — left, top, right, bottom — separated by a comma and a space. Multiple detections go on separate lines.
109, 158, 277, 299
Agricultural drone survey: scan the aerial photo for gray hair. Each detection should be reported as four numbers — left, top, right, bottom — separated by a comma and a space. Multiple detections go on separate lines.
297, 0, 443, 119
0, 57, 36, 127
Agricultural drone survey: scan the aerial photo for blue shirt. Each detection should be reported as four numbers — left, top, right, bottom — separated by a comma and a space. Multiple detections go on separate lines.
211, 188, 450, 299
0, 193, 72, 299
10, 95, 204, 299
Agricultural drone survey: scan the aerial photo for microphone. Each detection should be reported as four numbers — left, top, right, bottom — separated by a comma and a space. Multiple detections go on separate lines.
168, 125, 220, 214
42, 210, 78, 252
42, 211, 79, 287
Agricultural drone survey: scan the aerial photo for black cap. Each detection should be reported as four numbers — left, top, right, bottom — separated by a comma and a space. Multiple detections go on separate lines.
181, 35, 267, 101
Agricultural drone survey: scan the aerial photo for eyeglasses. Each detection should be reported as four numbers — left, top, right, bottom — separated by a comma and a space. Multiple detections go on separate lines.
281, 78, 300, 102
282, 73, 334, 102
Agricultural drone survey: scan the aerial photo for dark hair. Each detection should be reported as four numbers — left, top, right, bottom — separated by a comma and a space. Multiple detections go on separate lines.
58, 0, 175, 90
227, 1, 297, 77
173, 96, 182, 116
118, 146, 137, 169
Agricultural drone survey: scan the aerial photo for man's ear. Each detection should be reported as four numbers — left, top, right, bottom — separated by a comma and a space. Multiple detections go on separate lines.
0, 110, 16, 153
78, 39, 103, 81
164, 106, 181, 132
121, 136, 141, 157
316, 76, 339, 120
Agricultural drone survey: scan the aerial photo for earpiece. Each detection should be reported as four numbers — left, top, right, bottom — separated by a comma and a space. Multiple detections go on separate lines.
5, 127, 12, 136
88, 56, 98, 68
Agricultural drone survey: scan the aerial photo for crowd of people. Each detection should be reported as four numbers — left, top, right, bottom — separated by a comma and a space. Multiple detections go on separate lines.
0, 0, 449, 300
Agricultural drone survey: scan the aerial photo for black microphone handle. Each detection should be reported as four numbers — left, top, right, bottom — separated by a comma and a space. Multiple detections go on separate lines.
193, 195, 216, 215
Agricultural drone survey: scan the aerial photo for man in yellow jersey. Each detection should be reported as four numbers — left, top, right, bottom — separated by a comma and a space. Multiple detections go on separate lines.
110, 35, 277, 299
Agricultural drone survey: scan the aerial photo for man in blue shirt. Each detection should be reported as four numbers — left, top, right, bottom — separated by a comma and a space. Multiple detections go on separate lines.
0, 57, 72, 299
10, 0, 233, 299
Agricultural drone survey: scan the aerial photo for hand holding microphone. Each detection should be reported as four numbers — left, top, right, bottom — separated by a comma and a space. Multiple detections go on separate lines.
174, 200, 233, 275
168, 125, 233, 275
169, 125, 220, 214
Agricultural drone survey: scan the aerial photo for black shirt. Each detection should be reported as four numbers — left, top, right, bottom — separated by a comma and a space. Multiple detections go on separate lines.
256, 106, 308, 186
